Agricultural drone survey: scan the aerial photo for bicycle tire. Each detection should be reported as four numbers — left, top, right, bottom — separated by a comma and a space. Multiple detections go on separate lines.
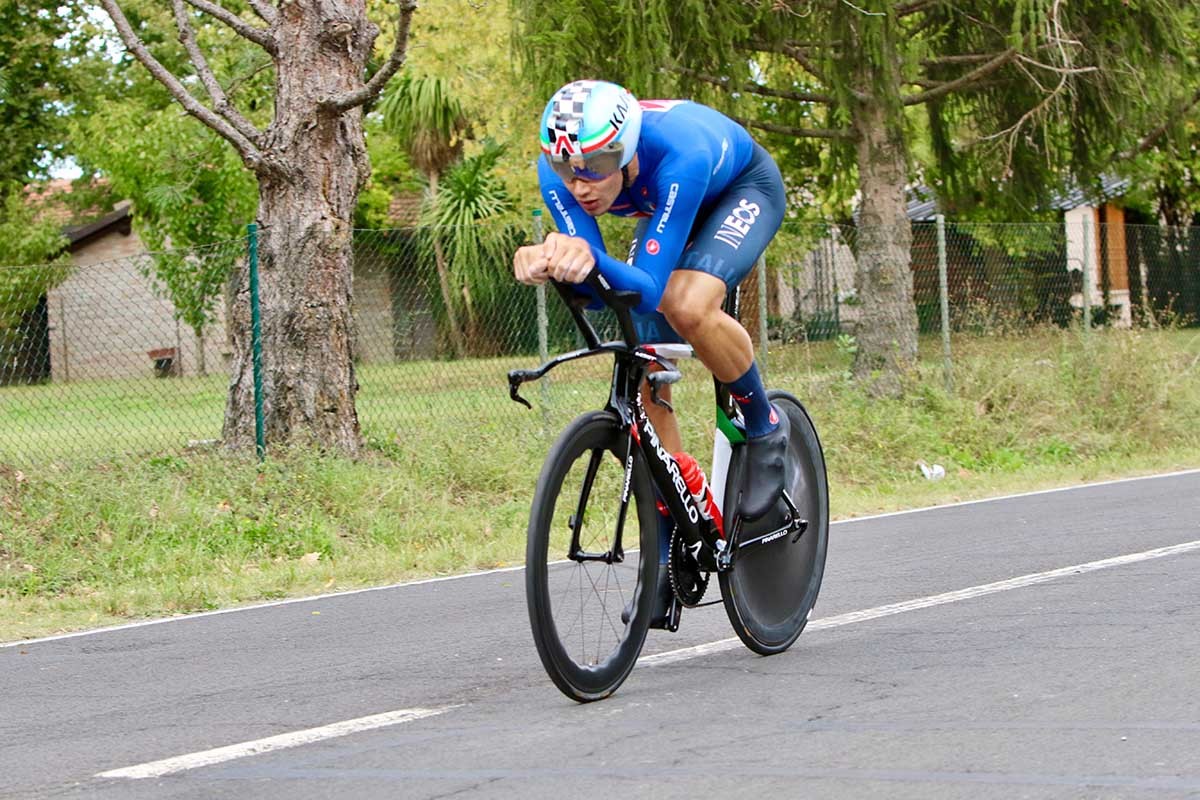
719, 390, 829, 655
526, 410, 660, 702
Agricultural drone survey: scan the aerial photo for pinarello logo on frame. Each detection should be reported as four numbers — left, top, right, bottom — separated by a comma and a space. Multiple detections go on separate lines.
645, 239, 661, 255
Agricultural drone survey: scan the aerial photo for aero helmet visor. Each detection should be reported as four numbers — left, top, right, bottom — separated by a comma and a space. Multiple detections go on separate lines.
543, 144, 625, 182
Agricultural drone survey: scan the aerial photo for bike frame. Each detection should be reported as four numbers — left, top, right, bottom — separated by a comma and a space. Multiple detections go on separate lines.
508, 274, 797, 575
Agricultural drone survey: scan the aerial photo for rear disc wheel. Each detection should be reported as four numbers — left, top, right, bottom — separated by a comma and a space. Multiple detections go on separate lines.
719, 391, 829, 655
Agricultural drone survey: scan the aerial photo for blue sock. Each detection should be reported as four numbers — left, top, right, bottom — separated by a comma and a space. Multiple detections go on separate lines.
727, 363, 778, 438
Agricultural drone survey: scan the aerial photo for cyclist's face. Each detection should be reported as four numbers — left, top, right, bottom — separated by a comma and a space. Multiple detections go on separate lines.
564, 170, 623, 217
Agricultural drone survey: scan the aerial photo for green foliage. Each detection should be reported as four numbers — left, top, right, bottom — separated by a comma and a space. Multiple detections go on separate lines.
1123, 116, 1200, 226
379, 73, 467, 179
919, 0, 1200, 218
513, 0, 1200, 222
66, 1, 272, 336
4, 327, 1199, 636
0, 189, 70, 384
421, 140, 513, 295
0, 190, 71, 326
417, 141, 536, 355
355, 120, 422, 228
0, 1, 91, 184
72, 101, 258, 336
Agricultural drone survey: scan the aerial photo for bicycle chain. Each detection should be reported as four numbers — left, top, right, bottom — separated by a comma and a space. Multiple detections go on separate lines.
668, 527, 710, 607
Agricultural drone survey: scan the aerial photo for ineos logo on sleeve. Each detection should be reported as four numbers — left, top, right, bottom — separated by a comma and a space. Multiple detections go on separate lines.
645, 239, 661, 255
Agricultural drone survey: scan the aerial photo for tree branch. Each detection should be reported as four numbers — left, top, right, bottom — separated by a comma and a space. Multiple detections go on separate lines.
896, 0, 936, 16
903, 48, 1017, 105
779, 42, 830, 86
99, 0, 263, 167
758, 39, 873, 102
922, 52, 1009, 66
246, 0, 276, 25
674, 67, 834, 104
323, 0, 418, 113
1128, 87, 1200, 157
734, 117, 854, 139
183, 0, 276, 53
172, 0, 262, 144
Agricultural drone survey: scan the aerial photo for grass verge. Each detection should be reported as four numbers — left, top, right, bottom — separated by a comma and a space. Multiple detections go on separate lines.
2, 326, 1198, 641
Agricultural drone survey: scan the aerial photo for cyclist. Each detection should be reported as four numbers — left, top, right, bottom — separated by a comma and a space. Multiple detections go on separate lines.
512, 79, 790, 624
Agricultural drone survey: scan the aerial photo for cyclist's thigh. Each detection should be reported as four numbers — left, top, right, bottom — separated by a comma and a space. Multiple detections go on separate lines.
678, 143, 786, 291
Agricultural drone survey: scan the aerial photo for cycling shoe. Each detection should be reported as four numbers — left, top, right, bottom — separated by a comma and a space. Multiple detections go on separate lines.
739, 407, 791, 521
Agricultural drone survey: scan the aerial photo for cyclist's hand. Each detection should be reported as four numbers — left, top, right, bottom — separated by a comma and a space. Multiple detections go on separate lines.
513, 244, 550, 286
543, 232, 595, 284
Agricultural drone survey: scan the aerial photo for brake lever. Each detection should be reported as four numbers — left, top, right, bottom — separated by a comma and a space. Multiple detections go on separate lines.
507, 369, 536, 409
646, 368, 681, 412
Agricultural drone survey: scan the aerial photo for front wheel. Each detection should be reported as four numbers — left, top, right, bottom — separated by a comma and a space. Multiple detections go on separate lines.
719, 391, 829, 655
526, 411, 660, 702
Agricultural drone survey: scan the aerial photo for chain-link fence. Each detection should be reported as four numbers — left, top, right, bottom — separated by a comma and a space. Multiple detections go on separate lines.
2, 218, 1198, 463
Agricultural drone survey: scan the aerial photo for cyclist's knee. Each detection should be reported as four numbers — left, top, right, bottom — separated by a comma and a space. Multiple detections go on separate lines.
661, 276, 725, 338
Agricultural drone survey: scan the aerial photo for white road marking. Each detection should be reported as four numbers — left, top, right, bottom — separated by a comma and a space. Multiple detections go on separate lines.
96, 705, 458, 780
6, 468, 1197, 650
641, 538, 1200, 667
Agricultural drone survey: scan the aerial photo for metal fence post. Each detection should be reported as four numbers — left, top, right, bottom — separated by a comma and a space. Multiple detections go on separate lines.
756, 253, 769, 376
936, 214, 953, 392
532, 210, 550, 429
248, 222, 265, 461
59, 295, 70, 383
1081, 215, 1094, 337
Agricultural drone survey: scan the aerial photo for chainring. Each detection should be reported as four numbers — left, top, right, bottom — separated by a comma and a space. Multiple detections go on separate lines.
668, 527, 710, 607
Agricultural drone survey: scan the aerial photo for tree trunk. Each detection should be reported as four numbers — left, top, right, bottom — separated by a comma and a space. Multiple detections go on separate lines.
851, 95, 918, 397
195, 327, 206, 376
426, 172, 466, 358
223, 1, 376, 456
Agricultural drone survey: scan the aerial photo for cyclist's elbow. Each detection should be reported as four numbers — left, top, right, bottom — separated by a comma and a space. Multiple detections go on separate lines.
638, 283, 665, 315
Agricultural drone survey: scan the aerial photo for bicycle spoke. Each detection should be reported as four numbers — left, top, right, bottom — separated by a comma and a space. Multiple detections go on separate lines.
527, 411, 657, 699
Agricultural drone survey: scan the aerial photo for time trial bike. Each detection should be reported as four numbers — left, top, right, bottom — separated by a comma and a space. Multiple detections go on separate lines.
507, 270, 828, 702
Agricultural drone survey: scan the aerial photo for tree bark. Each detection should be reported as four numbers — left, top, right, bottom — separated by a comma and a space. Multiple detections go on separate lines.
850, 96, 918, 397
222, 0, 378, 456
424, 172, 466, 358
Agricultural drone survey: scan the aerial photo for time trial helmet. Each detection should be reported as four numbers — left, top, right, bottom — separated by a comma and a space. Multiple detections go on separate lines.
540, 80, 642, 182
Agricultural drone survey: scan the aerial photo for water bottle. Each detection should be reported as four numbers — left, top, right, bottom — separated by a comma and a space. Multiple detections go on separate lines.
673, 452, 725, 538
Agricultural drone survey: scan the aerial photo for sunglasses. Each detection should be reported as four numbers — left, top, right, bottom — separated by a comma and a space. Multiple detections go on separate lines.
544, 144, 625, 183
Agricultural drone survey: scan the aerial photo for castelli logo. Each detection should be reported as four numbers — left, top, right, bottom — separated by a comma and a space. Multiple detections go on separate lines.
646, 239, 661, 255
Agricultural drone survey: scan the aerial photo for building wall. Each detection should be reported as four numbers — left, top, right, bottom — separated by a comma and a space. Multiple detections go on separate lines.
46, 227, 231, 382
1064, 204, 1132, 326
352, 265, 395, 363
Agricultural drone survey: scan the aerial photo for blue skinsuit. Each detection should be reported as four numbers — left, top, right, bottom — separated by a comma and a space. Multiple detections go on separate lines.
538, 100, 786, 342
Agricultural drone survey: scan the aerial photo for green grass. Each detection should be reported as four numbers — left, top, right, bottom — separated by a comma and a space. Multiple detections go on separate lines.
2, 326, 1199, 640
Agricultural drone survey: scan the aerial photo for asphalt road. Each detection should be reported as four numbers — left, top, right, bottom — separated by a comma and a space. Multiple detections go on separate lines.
3, 470, 1198, 799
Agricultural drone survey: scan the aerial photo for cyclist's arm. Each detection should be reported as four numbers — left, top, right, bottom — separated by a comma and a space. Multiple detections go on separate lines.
617, 152, 712, 308
538, 160, 663, 311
